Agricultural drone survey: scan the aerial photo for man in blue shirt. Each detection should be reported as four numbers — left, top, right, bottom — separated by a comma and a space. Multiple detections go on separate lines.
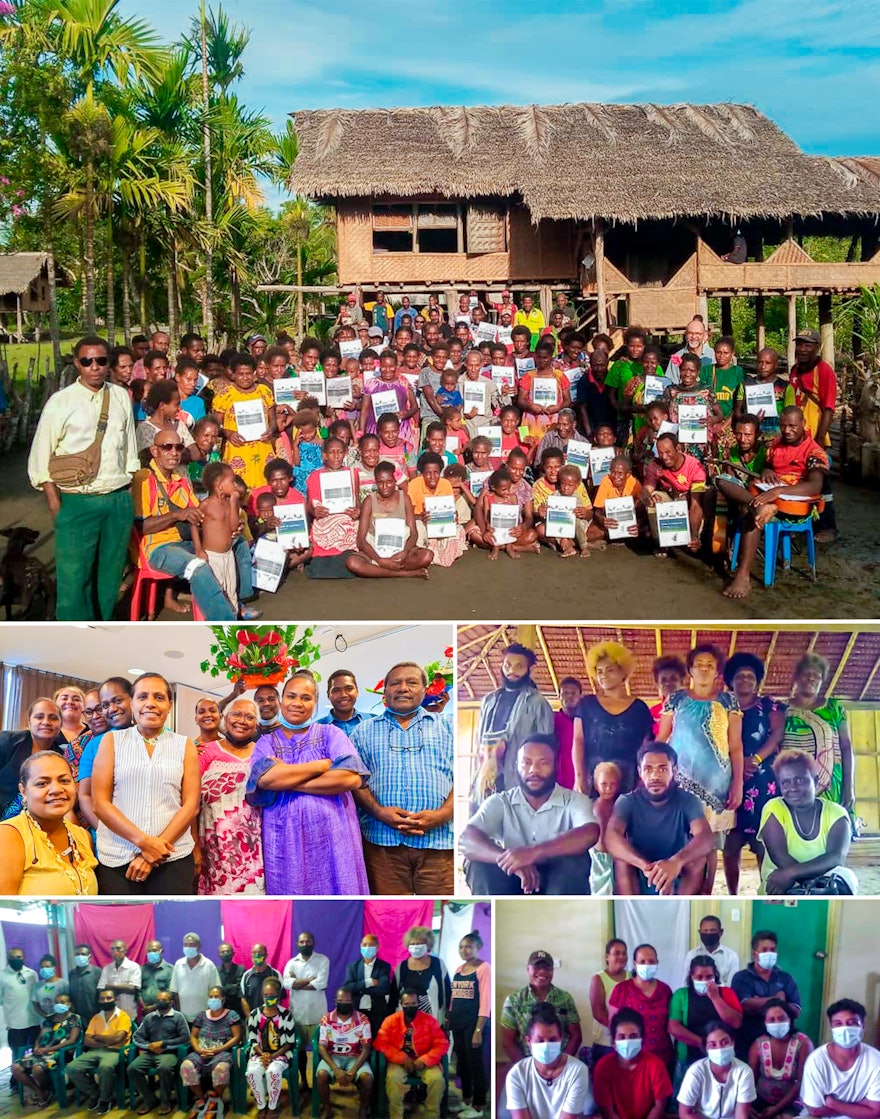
316, 670, 373, 734
731, 930, 802, 1058
351, 663, 453, 896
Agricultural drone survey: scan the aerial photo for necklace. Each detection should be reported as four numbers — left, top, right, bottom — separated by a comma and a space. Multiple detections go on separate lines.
791, 801, 821, 840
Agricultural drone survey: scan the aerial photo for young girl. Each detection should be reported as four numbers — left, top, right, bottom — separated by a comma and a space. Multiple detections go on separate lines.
214, 354, 277, 489
407, 451, 466, 567
475, 467, 532, 561
443, 406, 470, 461
337, 356, 364, 432
376, 413, 414, 479
305, 436, 360, 579
662, 353, 723, 465
498, 405, 533, 465
346, 460, 432, 579
589, 762, 623, 895
289, 408, 324, 494
537, 462, 592, 557
327, 419, 358, 467
443, 463, 476, 536
359, 350, 419, 450
193, 462, 241, 612
424, 421, 459, 467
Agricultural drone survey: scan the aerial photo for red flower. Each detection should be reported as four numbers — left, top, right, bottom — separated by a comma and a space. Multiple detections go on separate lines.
444, 647, 453, 658
236, 629, 257, 645
426, 680, 446, 697
276, 643, 288, 658
374, 678, 385, 691
228, 654, 245, 669
671, 353, 682, 366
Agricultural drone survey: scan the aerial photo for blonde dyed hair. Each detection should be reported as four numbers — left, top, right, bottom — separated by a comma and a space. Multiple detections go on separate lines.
593, 761, 622, 785
585, 641, 635, 681
403, 926, 435, 950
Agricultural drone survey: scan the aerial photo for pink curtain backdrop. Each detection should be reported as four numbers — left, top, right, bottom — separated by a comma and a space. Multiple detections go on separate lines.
362, 899, 434, 971
220, 899, 293, 969
73, 904, 156, 967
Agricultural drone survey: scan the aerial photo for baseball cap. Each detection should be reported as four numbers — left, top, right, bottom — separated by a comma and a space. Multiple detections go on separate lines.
794, 329, 820, 344
528, 950, 554, 968
247, 334, 267, 345
368, 326, 384, 339
347, 293, 357, 303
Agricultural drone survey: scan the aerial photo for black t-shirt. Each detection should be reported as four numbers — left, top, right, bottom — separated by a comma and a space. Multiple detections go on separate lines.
489, 687, 519, 734
574, 695, 653, 793
575, 375, 615, 431
613, 785, 705, 862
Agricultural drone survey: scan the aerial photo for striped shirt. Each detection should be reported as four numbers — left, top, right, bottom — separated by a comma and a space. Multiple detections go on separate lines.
246, 1006, 296, 1053
96, 727, 194, 867
350, 709, 453, 850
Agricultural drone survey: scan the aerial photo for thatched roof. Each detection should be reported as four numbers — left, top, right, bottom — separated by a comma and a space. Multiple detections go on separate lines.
0, 252, 70, 297
291, 102, 880, 224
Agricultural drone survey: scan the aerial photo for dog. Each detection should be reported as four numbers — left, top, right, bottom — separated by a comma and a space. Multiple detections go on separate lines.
0, 527, 56, 620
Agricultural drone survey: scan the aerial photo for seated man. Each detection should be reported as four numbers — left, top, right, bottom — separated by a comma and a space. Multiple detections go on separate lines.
68, 990, 133, 1114
802, 999, 880, 1119
459, 734, 598, 896
604, 741, 714, 896
593, 1008, 672, 1119
128, 990, 190, 1116
374, 989, 449, 1119
642, 431, 707, 552
500, 950, 582, 1065
316, 987, 373, 1119
506, 1003, 592, 1119
132, 428, 258, 620
718, 405, 828, 600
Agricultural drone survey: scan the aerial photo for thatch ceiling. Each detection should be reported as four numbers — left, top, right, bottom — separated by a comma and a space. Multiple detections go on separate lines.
290, 102, 880, 224
457, 625, 880, 704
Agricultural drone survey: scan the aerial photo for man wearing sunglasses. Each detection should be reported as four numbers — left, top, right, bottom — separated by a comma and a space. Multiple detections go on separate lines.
28, 335, 138, 620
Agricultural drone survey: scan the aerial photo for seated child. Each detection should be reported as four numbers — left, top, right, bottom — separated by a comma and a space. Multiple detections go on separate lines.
443, 406, 470, 461
346, 460, 432, 579
532, 446, 565, 523
407, 451, 466, 568
589, 761, 623, 896
473, 466, 537, 560
193, 462, 241, 612
633, 400, 671, 482
443, 463, 475, 536
592, 454, 646, 543
538, 462, 593, 557
435, 366, 463, 410
424, 421, 459, 467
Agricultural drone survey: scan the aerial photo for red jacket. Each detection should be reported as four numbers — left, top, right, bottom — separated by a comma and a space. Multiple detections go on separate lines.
374, 1011, 449, 1068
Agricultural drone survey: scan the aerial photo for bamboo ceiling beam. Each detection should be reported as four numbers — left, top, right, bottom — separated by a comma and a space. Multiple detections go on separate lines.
826, 632, 859, 697
458, 628, 501, 654
576, 627, 592, 692
536, 626, 558, 695
858, 657, 880, 702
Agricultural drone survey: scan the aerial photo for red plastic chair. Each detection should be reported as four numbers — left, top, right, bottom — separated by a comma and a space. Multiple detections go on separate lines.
129, 537, 206, 621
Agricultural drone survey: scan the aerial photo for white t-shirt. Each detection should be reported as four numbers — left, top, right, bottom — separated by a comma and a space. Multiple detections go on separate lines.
678, 1057, 756, 1119
506, 1055, 592, 1119
802, 1044, 880, 1119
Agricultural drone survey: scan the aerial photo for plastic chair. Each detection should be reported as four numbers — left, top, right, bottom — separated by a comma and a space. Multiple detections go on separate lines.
179, 1044, 246, 1114
66, 1043, 129, 1110
374, 1049, 449, 1119
731, 515, 817, 586
238, 1039, 298, 1117
12, 1038, 81, 1108
126, 1043, 189, 1111
310, 1025, 376, 1119
129, 536, 207, 621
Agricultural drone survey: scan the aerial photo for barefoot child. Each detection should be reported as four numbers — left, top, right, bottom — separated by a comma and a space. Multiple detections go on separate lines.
407, 451, 466, 568
592, 454, 645, 544
475, 467, 536, 560
590, 761, 623, 896
193, 462, 241, 612
537, 463, 593, 557
346, 460, 432, 579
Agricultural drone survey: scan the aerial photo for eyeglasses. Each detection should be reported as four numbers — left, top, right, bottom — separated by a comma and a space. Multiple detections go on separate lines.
157, 442, 184, 451
79, 356, 109, 368
83, 706, 102, 717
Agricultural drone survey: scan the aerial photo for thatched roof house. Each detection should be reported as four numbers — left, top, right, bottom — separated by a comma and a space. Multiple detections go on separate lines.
0, 252, 71, 316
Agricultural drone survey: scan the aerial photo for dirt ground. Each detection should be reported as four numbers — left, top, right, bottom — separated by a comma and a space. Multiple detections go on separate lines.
3, 447, 879, 621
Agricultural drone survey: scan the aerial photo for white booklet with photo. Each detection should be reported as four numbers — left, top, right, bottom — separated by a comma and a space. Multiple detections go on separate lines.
490, 502, 520, 545
479, 424, 502, 456
562, 365, 583, 394
545, 494, 577, 539
298, 370, 327, 405
326, 375, 353, 408
531, 377, 557, 408
275, 503, 309, 550
370, 388, 400, 422
491, 365, 515, 392
319, 469, 354, 513
468, 469, 492, 497
497, 325, 513, 346
400, 371, 420, 391
515, 356, 536, 376
655, 498, 691, 548
272, 379, 300, 406
566, 438, 592, 479
604, 495, 636, 540
745, 381, 777, 416
445, 435, 461, 455
463, 379, 490, 416
589, 446, 615, 485
339, 339, 362, 359
644, 374, 668, 403
373, 517, 408, 558
252, 537, 286, 592
678, 402, 708, 443
424, 493, 457, 538
476, 321, 497, 343
233, 400, 267, 441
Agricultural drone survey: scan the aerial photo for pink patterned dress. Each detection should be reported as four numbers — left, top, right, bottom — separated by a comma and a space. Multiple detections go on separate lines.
197, 741, 265, 895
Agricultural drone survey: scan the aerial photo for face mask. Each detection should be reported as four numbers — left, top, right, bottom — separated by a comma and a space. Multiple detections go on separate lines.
408, 945, 428, 960
361, 946, 378, 960
692, 980, 709, 996
530, 1040, 562, 1065
257, 715, 277, 727
7, 958, 23, 972
336, 1003, 353, 1017
757, 951, 778, 970
615, 1038, 642, 1060
299, 945, 314, 958
220, 954, 234, 963
53, 1003, 69, 1015
100, 1001, 116, 1012
183, 946, 199, 959
147, 952, 162, 965
40, 967, 54, 979
264, 996, 278, 1007
74, 955, 90, 969
700, 933, 721, 951
766, 1022, 790, 1039
708, 1046, 734, 1067
157, 1003, 173, 1015
278, 712, 313, 731
207, 997, 223, 1011
832, 1026, 863, 1049
402, 1006, 418, 1023
635, 964, 658, 981
252, 956, 266, 966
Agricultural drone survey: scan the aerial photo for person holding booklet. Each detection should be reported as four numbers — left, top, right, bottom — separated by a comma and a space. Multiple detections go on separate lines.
459, 350, 500, 435
359, 350, 419, 450
478, 467, 537, 560
537, 463, 593, 557
213, 355, 277, 489
407, 451, 466, 567
517, 341, 572, 436
592, 455, 645, 544
305, 437, 360, 579
643, 432, 708, 553
662, 353, 723, 463
738, 348, 792, 436
346, 460, 432, 579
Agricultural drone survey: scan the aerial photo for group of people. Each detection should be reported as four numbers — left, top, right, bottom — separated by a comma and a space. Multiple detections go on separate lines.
502, 928, 880, 1119
25, 292, 838, 620
0, 662, 453, 897
462, 639, 858, 895
1, 922, 490, 1119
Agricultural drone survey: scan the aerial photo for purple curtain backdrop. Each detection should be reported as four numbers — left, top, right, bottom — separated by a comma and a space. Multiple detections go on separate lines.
153, 900, 222, 962
291, 899, 364, 1012
471, 901, 492, 963
0, 922, 49, 970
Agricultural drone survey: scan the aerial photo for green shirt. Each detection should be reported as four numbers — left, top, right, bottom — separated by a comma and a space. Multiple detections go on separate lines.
700, 365, 744, 418
500, 983, 580, 1053
606, 358, 641, 391
728, 443, 767, 476
140, 961, 174, 1009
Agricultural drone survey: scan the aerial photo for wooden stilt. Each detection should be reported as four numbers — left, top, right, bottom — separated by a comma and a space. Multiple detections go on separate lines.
818, 293, 834, 365
755, 296, 766, 351
787, 294, 797, 368
594, 220, 608, 333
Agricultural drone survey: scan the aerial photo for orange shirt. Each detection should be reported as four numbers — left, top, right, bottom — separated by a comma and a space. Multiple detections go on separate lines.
593, 473, 642, 510
407, 475, 453, 515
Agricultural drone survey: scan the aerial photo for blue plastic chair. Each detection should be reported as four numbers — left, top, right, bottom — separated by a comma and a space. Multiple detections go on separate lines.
731, 516, 816, 586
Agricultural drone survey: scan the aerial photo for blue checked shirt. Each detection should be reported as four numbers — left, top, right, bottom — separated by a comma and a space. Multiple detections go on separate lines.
350, 707, 453, 849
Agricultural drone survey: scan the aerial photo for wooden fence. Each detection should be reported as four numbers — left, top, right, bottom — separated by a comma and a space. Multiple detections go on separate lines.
0, 357, 76, 453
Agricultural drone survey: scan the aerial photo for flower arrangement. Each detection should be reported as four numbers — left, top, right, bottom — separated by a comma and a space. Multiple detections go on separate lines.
199, 625, 321, 687
369, 647, 453, 707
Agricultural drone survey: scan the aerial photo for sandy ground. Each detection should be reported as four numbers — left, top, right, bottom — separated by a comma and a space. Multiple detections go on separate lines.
3, 447, 879, 621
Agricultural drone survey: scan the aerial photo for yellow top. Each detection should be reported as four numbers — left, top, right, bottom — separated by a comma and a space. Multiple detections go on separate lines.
2, 812, 98, 896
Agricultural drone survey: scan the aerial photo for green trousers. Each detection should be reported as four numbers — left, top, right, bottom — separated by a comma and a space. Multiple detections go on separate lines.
54, 487, 134, 620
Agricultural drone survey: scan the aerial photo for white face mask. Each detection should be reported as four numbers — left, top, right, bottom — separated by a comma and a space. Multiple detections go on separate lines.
692, 980, 709, 996
530, 1040, 562, 1065
615, 1038, 642, 1060
766, 1022, 790, 1039
408, 944, 428, 959
832, 1026, 863, 1050
708, 1046, 734, 1067
757, 951, 778, 970
635, 963, 658, 981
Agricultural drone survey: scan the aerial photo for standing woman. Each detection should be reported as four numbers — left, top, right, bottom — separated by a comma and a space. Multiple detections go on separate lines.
392, 928, 451, 1024
608, 943, 673, 1068
51, 686, 89, 780
246, 670, 370, 895
589, 938, 629, 1067
722, 654, 785, 895
194, 697, 228, 753
0, 699, 64, 820
782, 654, 855, 816
198, 698, 265, 896
92, 672, 200, 894
657, 644, 744, 894
573, 642, 653, 795
448, 932, 491, 1119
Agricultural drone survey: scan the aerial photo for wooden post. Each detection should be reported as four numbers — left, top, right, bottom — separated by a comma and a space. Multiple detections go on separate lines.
538, 284, 552, 323
755, 296, 766, 351
720, 296, 733, 337
818, 294, 835, 366
594, 219, 608, 333
15, 294, 23, 342
787, 294, 797, 368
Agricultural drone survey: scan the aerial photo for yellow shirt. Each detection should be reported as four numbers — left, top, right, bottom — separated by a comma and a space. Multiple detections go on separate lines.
2, 812, 98, 896
85, 1008, 132, 1049
514, 308, 546, 333
133, 462, 198, 558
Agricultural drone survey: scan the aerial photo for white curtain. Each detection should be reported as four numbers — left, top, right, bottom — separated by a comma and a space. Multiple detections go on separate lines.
613, 899, 691, 991
437, 903, 476, 980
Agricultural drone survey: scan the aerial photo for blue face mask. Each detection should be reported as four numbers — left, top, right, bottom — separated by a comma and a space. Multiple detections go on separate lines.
693, 980, 709, 996
40, 967, 54, 980
53, 1003, 69, 1016
147, 952, 162, 965
207, 997, 223, 1011
183, 946, 198, 959
74, 955, 90, 969
361, 946, 378, 960
277, 712, 313, 731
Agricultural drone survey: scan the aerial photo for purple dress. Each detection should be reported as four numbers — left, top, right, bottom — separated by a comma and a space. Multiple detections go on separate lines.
246, 724, 370, 895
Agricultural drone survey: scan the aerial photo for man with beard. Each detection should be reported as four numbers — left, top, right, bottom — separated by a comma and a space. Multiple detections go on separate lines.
605, 741, 713, 896
77, 677, 134, 829
460, 734, 597, 895
472, 643, 553, 807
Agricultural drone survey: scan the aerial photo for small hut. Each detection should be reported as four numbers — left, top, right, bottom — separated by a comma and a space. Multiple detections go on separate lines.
0, 252, 70, 340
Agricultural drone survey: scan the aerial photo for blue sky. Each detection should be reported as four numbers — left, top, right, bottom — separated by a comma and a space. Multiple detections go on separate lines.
121, 0, 880, 210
